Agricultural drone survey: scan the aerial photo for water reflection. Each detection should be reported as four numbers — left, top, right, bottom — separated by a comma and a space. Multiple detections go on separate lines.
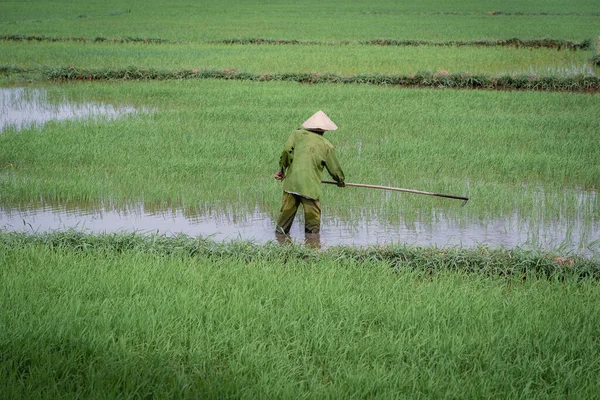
0, 88, 143, 133
1, 202, 598, 257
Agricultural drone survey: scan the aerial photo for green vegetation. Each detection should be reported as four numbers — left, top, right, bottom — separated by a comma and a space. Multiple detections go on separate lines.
2, 231, 599, 279
1, 231, 599, 398
1, 0, 599, 396
1, 81, 599, 223
1, 0, 599, 41
1, 34, 593, 50
2, 1, 598, 88
1, 41, 597, 79
29, 66, 600, 92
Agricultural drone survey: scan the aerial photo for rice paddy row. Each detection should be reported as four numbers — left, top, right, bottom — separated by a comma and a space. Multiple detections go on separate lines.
15, 66, 596, 92
1, 34, 594, 50
361, 10, 600, 16
3, 41, 597, 77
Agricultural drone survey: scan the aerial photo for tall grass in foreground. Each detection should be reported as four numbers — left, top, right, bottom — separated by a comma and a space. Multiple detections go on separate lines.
1, 232, 599, 398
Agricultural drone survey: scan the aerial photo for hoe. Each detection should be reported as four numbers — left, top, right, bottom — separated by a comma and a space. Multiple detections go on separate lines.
322, 180, 469, 206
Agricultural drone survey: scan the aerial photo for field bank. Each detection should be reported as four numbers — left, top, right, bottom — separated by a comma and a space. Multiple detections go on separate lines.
1, 41, 597, 78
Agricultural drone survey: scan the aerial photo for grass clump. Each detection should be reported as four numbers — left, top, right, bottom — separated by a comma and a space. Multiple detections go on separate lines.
1, 34, 173, 44
19, 66, 600, 92
361, 37, 592, 50
2, 231, 598, 280
1, 35, 592, 50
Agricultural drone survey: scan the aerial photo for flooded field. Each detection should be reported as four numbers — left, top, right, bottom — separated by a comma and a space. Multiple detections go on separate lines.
0, 85, 598, 256
0, 87, 142, 133
1, 202, 598, 256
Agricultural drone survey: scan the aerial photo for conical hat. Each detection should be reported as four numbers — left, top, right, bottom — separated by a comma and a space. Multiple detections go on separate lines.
301, 110, 338, 131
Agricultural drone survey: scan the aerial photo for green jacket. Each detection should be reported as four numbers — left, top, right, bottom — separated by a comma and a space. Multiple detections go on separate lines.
279, 128, 345, 200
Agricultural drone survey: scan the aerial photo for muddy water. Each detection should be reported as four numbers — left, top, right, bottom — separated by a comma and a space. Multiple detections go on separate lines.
0, 88, 142, 132
1, 203, 598, 257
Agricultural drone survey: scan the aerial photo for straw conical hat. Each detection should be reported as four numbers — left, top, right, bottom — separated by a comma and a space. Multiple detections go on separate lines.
301, 110, 338, 131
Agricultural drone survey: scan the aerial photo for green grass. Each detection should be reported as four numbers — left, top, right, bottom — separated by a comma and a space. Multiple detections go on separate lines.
1, 41, 597, 77
1, 232, 599, 398
1, 1, 599, 42
1, 1, 600, 397
1, 80, 599, 223
1, 35, 594, 50
17, 66, 597, 93
0, 1, 599, 41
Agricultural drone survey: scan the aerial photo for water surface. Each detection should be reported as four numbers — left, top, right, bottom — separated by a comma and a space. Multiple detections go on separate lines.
1, 202, 598, 257
0, 87, 142, 132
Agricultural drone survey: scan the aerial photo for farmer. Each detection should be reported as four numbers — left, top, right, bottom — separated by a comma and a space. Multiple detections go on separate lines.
274, 110, 345, 235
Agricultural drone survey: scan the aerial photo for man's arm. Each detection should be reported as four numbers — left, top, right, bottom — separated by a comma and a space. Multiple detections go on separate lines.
324, 147, 345, 187
274, 134, 295, 180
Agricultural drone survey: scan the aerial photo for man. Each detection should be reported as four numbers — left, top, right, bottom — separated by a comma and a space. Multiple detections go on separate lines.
274, 110, 345, 235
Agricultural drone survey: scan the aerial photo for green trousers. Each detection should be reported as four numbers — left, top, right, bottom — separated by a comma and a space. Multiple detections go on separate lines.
276, 192, 322, 234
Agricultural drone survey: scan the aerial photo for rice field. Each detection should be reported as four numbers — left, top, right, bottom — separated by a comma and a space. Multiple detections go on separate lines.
1, 0, 599, 41
1, 0, 600, 397
2, 41, 597, 77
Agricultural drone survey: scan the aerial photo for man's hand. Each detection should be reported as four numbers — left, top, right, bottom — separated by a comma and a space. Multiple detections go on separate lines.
336, 181, 346, 188
273, 171, 286, 181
